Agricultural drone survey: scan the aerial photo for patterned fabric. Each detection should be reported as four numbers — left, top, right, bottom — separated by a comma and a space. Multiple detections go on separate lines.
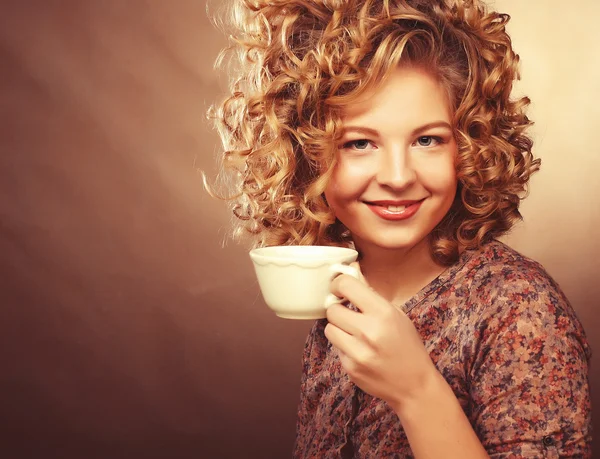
293, 240, 592, 458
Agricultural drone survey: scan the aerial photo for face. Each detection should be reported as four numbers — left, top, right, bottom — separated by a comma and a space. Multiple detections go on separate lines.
324, 66, 458, 254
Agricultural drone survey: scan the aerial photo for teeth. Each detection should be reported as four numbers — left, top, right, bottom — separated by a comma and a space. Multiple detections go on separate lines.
387, 205, 407, 212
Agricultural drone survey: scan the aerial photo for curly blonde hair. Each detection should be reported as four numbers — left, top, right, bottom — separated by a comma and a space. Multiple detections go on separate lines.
206, 0, 540, 265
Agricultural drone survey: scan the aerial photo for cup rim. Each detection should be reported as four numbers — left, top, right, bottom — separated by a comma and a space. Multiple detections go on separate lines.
249, 245, 358, 266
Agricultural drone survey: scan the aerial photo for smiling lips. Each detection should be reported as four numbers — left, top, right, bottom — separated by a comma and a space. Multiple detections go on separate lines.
364, 199, 425, 221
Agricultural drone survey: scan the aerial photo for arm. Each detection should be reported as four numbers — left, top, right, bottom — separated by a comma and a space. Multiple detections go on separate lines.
465, 296, 592, 457
326, 269, 490, 458
326, 265, 592, 458
389, 293, 591, 458
392, 295, 591, 458
389, 369, 489, 459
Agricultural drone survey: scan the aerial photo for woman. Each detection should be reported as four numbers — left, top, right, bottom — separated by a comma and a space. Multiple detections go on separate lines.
208, 0, 592, 456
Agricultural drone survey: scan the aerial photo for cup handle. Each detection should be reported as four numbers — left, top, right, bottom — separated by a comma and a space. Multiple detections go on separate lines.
324, 263, 360, 309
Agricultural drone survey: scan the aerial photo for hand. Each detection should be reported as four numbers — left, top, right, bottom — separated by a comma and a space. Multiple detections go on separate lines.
325, 262, 438, 410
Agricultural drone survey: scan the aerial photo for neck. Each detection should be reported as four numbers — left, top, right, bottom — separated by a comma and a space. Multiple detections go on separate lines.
355, 237, 447, 307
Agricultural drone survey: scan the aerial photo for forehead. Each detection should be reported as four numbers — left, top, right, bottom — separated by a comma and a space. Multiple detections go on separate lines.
339, 66, 453, 130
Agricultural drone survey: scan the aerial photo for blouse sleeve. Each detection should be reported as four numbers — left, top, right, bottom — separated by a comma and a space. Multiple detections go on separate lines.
467, 280, 592, 458
293, 319, 327, 456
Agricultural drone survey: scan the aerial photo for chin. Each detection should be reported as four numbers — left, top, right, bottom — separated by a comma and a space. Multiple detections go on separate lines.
354, 231, 430, 253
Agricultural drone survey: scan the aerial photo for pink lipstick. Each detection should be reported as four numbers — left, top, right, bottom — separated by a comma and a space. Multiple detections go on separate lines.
364, 199, 424, 221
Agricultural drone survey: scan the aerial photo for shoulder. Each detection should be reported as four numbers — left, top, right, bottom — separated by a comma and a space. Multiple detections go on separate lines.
458, 240, 591, 359
464, 240, 560, 294
462, 240, 569, 312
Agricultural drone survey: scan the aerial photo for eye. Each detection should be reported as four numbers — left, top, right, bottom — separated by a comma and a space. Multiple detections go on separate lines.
342, 139, 373, 150
414, 136, 442, 147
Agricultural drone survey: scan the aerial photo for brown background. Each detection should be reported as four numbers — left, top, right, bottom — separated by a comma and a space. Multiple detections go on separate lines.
0, 1, 597, 458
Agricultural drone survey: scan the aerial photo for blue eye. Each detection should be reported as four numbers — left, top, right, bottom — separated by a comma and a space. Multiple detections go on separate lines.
415, 136, 442, 147
343, 139, 372, 150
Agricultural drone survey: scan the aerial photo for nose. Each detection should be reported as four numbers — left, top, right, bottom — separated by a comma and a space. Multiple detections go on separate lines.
375, 144, 416, 190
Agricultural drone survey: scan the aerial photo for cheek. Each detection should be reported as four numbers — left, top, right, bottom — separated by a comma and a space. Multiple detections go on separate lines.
421, 157, 457, 194
323, 171, 340, 210
325, 160, 370, 201
439, 169, 458, 193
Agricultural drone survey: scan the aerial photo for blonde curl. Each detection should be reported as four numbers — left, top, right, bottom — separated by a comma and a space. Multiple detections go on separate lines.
205, 0, 541, 265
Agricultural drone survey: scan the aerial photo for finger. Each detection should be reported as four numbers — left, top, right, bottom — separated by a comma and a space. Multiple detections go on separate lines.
330, 273, 385, 314
326, 302, 362, 336
325, 323, 372, 373
324, 322, 360, 356
336, 348, 354, 372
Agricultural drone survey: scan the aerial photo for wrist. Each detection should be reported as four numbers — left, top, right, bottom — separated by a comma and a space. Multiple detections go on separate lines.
389, 365, 446, 419
388, 367, 489, 458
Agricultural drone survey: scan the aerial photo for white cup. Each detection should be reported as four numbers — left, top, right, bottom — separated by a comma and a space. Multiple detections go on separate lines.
249, 245, 359, 319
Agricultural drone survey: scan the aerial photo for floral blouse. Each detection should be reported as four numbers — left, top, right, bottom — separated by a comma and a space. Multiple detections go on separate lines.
293, 240, 592, 458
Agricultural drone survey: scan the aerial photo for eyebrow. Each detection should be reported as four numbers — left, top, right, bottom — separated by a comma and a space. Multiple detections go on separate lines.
341, 121, 453, 137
